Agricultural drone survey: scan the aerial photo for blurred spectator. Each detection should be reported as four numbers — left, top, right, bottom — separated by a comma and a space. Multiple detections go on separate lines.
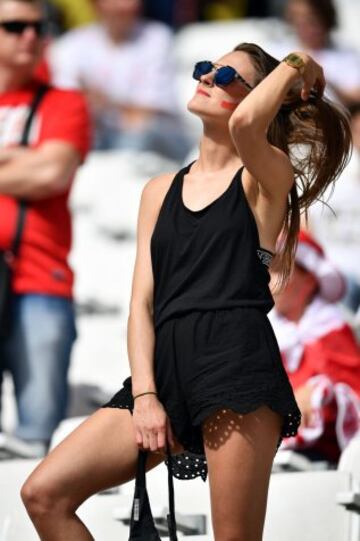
48, 0, 190, 160
306, 102, 360, 317
199, 0, 247, 20
265, 0, 360, 105
49, 0, 96, 31
269, 230, 360, 465
198, 0, 270, 21
143, 0, 198, 28
142, 0, 271, 27
0, 0, 90, 457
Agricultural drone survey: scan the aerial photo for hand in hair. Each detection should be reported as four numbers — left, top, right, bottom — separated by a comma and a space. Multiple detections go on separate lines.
293, 52, 326, 101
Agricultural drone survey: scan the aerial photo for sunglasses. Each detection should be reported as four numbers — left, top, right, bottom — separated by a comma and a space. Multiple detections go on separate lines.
0, 19, 47, 37
193, 60, 254, 91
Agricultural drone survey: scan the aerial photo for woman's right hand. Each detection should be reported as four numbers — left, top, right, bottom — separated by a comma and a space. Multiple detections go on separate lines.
132, 394, 176, 454
292, 51, 326, 101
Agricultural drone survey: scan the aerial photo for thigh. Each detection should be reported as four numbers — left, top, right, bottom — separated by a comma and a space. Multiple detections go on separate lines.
202, 405, 283, 541
23, 407, 165, 511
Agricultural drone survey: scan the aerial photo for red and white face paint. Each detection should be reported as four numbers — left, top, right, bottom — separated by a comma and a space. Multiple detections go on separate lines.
220, 100, 240, 111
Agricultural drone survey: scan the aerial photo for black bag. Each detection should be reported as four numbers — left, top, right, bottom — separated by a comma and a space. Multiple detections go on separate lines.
0, 83, 49, 339
128, 440, 178, 541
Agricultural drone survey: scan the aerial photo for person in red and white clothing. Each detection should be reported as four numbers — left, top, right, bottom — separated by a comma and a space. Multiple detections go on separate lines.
0, 0, 90, 458
269, 230, 360, 465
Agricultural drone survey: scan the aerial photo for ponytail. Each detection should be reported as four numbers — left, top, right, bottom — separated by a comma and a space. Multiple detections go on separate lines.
233, 43, 352, 290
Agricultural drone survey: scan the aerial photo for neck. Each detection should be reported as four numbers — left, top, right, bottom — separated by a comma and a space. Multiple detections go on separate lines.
196, 123, 242, 173
104, 22, 136, 44
300, 35, 331, 51
0, 66, 33, 92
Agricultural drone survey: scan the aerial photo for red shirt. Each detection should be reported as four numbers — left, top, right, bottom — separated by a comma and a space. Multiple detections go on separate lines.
287, 325, 360, 395
0, 80, 91, 298
285, 324, 360, 462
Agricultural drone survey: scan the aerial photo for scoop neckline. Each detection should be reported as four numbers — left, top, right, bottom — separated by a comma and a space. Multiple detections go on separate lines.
180, 164, 244, 215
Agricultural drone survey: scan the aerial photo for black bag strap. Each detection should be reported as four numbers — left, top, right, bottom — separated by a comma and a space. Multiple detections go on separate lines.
165, 440, 178, 540
135, 449, 148, 489
135, 439, 178, 540
20, 83, 49, 147
11, 83, 50, 256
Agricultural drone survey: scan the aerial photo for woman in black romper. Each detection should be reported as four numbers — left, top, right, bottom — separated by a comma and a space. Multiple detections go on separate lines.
22, 44, 351, 540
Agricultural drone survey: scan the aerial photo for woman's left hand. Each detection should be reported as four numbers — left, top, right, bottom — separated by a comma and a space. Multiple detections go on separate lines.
293, 51, 326, 101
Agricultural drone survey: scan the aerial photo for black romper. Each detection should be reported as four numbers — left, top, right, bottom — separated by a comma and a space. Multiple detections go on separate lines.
102, 162, 302, 482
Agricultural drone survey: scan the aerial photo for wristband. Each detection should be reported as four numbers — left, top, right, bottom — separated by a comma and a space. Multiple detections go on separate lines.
133, 391, 158, 400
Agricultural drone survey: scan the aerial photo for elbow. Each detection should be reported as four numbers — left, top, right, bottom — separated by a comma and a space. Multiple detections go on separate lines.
229, 112, 263, 138
32, 165, 73, 199
129, 297, 154, 320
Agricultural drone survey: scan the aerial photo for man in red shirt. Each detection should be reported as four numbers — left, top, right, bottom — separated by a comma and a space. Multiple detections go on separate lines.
0, 0, 90, 457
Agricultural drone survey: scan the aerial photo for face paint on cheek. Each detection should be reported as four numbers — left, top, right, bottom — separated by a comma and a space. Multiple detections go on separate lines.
220, 100, 240, 111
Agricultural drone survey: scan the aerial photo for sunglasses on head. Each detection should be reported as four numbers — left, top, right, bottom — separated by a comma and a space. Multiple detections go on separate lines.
193, 60, 254, 90
0, 19, 47, 37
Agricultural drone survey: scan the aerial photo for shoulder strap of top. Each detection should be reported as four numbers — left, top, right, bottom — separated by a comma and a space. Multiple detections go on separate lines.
154, 161, 197, 219
170, 160, 196, 198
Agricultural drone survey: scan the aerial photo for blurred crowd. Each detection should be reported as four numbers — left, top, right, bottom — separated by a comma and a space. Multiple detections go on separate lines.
0, 0, 360, 469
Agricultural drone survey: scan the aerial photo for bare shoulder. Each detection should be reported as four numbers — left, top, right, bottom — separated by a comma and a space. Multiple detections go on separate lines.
141, 172, 177, 208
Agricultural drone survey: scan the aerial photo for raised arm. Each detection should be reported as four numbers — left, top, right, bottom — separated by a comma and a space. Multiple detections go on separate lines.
229, 52, 326, 201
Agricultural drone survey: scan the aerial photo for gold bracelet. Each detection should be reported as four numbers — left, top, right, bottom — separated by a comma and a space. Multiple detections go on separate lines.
282, 53, 306, 76
133, 391, 158, 400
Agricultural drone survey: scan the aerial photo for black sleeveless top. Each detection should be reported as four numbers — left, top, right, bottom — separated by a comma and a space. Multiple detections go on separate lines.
150, 162, 275, 331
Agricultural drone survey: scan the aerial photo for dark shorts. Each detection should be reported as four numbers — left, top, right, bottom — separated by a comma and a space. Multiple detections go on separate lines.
101, 307, 302, 482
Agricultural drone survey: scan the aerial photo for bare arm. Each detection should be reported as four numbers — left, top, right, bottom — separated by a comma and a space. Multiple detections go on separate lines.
127, 177, 159, 397
127, 172, 177, 452
229, 53, 326, 201
0, 141, 81, 200
128, 175, 172, 396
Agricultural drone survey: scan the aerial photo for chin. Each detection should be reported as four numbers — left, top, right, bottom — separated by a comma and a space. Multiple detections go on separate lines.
187, 96, 228, 121
15, 52, 40, 67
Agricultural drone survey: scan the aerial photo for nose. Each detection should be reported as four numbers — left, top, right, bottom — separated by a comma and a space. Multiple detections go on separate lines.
22, 26, 38, 41
200, 69, 215, 87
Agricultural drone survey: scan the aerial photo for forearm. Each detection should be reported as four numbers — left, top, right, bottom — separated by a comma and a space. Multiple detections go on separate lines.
229, 61, 301, 134
127, 303, 157, 397
0, 147, 77, 200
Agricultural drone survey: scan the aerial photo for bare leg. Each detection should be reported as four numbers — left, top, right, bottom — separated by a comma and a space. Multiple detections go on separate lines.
21, 408, 175, 540
202, 405, 283, 541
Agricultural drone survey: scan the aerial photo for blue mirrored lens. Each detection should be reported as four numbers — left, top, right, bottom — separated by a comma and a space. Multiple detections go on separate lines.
214, 66, 236, 85
193, 61, 213, 80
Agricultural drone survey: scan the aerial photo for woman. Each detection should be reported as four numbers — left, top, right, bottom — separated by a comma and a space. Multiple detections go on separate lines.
21, 43, 351, 540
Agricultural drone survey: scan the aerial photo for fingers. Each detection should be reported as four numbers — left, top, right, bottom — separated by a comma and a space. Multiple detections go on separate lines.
134, 419, 177, 455
156, 426, 166, 451
166, 417, 176, 449
301, 82, 312, 102
136, 426, 167, 453
316, 71, 326, 97
301, 65, 326, 101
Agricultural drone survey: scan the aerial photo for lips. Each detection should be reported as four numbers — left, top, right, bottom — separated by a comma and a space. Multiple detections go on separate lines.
197, 88, 210, 97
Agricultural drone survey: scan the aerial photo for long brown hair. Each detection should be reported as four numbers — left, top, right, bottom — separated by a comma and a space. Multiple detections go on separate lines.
233, 42, 352, 291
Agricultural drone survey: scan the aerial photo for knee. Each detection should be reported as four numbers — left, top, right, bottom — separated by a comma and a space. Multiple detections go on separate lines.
21, 475, 63, 519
